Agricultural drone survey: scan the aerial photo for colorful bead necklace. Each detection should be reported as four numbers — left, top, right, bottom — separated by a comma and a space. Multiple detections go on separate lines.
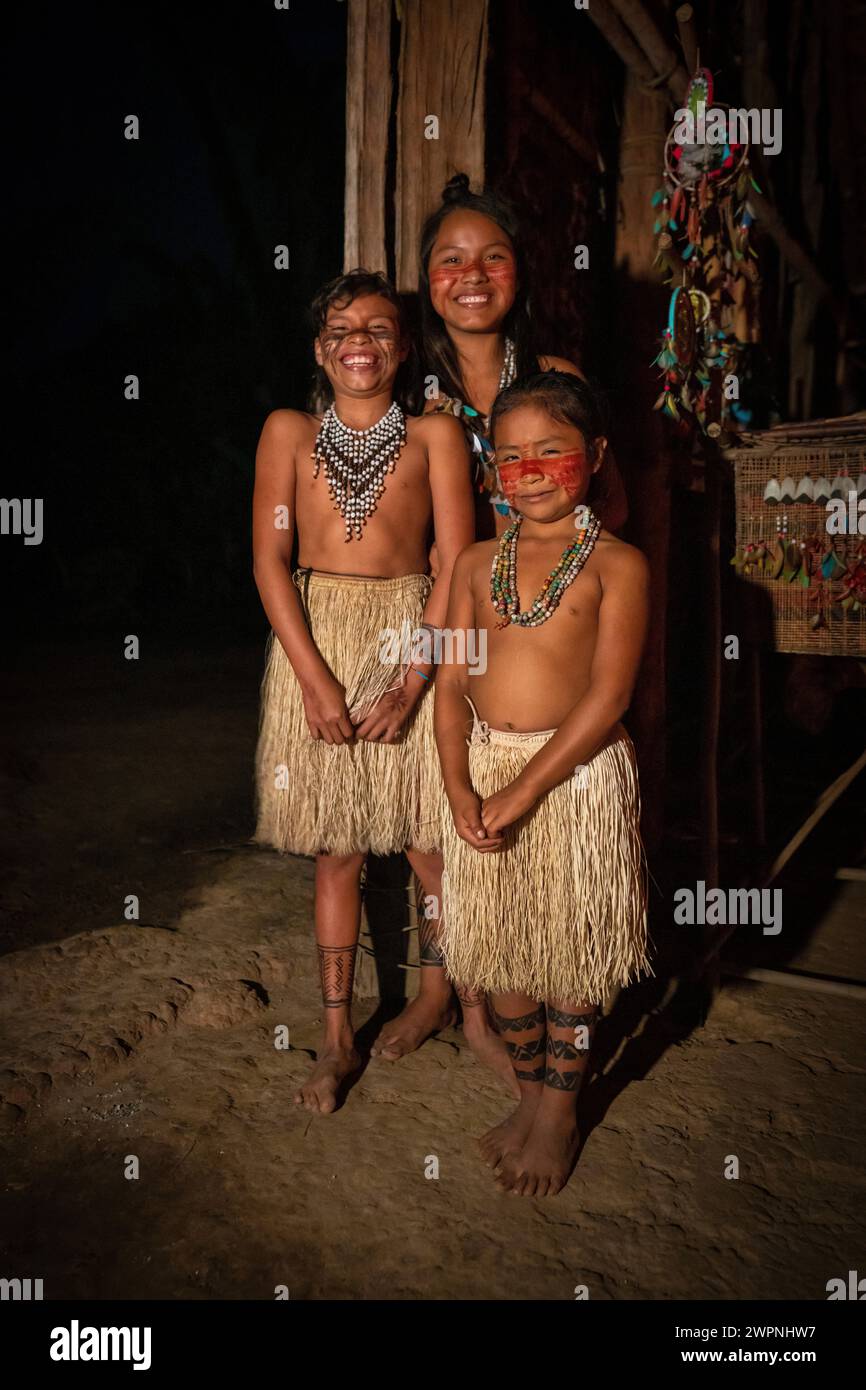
490, 508, 602, 629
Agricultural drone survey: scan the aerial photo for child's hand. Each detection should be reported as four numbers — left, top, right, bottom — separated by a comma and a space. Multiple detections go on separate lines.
354, 686, 413, 743
301, 674, 354, 744
480, 781, 537, 836
450, 790, 504, 852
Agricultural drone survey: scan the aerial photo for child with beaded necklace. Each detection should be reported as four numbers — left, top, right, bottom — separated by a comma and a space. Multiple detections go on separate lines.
435, 371, 652, 1197
252, 270, 477, 1114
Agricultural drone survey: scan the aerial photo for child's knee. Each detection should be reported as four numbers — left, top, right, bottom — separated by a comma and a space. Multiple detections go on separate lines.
316, 851, 366, 879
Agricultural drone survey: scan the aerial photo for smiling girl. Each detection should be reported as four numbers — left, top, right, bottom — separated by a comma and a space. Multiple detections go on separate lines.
252, 270, 475, 1114
435, 371, 651, 1197
371, 175, 630, 1068
417, 173, 627, 538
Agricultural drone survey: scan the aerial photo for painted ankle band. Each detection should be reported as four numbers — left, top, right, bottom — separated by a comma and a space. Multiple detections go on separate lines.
546, 1036, 585, 1063
318, 944, 356, 1007
491, 1003, 546, 1033
544, 1066, 585, 1092
505, 1036, 546, 1063
546, 1004, 600, 1028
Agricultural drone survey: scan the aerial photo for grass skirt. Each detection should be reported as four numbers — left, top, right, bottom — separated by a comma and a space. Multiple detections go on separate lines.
254, 570, 441, 856
440, 709, 651, 1003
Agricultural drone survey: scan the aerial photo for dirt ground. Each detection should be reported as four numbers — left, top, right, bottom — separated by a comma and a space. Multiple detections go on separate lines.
1, 641, 864, 1300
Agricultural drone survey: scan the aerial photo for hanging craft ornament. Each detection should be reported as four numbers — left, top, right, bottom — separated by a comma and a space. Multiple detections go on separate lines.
653, 286, 697, 420
312, 400, 407, 541
650, 65, 761, 437
490, 508, 602, 629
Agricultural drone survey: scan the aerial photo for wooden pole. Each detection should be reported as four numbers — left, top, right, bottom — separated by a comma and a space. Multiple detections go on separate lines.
759, 750, 866, 889
701, 446, 722, 891
747, 644, 766, 849
722, 965, 866, 1002
608, 0, 690, 100
394, 0, 488, 291
675, 4, 698, 75
695, 747, 866, 976
613, 69, 672, 852
344, 0, 393, 275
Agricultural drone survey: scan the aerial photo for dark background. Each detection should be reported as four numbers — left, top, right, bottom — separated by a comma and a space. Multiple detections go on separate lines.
7, 0, 346, 642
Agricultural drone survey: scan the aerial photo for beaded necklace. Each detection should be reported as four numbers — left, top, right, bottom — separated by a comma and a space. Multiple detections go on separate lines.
312, 400, 407, 541
490, 508, 602, 629
459, 337, 517, 507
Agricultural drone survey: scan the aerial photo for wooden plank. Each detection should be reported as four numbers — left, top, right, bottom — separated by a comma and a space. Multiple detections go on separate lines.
722, 964, 866, 1002
394, 0, 489, 291
344, 0, 393, 275
760, 750, 866, 888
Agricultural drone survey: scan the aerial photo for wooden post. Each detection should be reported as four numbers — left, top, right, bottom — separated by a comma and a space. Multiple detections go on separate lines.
613, 70, 672, 852
344, 0, 393, 275
675, 4, 698, 75
394, 0, 489, 291
701, 445, 721, 890
608, 0, 691, 98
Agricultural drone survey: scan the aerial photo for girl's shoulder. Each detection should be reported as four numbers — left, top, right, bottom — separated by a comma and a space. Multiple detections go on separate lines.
595, 532, 649, 586
421, 392, 464, 417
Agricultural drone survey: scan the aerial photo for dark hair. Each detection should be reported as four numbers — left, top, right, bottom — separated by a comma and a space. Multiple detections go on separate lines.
490, 370, 614, 515
415, 173, 538, 410
307, 268, 414, 411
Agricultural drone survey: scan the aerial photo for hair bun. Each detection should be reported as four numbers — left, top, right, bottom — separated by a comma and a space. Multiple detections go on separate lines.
442, 172, 471, 204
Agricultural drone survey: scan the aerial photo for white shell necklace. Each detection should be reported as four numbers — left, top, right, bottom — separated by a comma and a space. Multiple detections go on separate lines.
312, 400, 407, 541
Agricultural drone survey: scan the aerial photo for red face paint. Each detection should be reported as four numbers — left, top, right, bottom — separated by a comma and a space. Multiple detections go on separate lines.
428, 257, 516, 289
497, 451, 588, 503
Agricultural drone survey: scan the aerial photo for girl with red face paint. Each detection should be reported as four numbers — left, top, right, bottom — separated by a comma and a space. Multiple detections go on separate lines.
435, 371, 651, 1199
373, 178, 629, 1080
416, 173, 627, 539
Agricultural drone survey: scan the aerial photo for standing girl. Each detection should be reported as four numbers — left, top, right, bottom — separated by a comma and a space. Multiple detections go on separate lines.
418, 172, 626, 537
370, 174, 627, 1074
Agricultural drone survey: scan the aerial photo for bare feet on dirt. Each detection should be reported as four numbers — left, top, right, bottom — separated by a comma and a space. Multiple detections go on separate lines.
294, 1039, 361, 1115
495, 1100, 581, 1197
478, 1088, 542, 1169
370, 994, 457, 1060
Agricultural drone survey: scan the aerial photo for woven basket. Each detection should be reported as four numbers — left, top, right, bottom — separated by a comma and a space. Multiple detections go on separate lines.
729, 419, 865, 656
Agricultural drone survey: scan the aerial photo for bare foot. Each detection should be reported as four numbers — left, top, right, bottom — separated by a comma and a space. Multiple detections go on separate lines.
370, 995, 457, 1060
478, 1089, 542, 1169
495, 1105, 581, 1197
294, 1041, 361, 1115
462, 1009, 522, 1099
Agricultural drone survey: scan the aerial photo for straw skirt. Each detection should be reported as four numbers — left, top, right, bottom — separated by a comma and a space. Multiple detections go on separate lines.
440, 710, 651, 1003
254, 570, 441, 857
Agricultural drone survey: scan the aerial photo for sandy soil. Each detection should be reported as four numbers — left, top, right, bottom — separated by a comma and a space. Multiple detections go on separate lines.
1, 642, 864, 1300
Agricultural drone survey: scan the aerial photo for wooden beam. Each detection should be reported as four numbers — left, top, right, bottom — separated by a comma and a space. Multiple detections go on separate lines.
722, 965, 866, 1002
613, 69, 672, 851
608, 0, 690, 101
395, 0, 488, 291
760, 749, 866, 889
675, 4, 698, 75
344, 0, 393, 275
